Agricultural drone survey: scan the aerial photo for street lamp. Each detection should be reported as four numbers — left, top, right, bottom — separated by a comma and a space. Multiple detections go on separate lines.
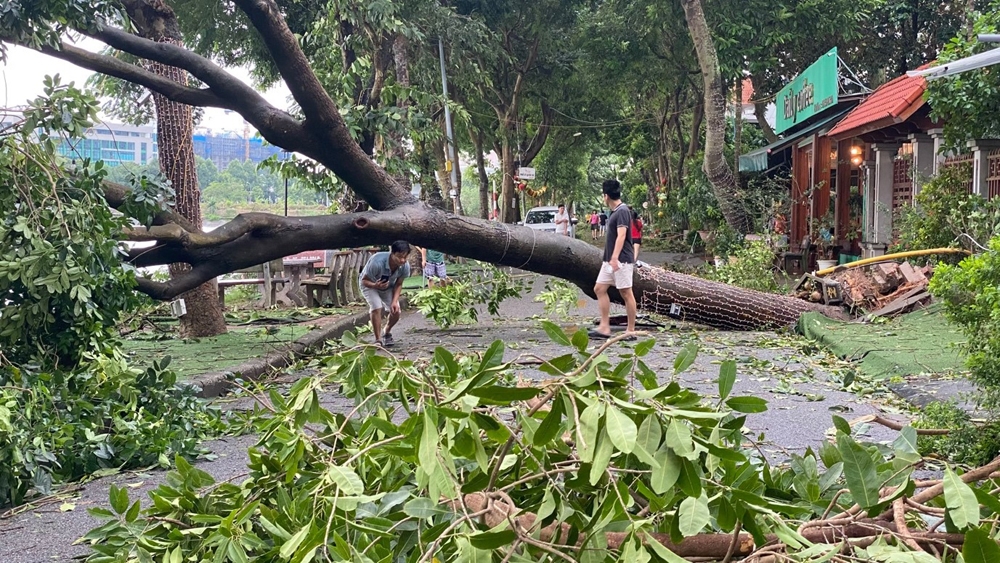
282, 150, 290, 216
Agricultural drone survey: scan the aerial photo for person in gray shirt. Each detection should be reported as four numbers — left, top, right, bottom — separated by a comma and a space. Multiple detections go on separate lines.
590, 179, 636, 340
359, 240, 412, 347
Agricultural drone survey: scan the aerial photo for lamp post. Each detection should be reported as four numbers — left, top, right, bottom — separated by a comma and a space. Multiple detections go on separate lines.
282, 150, 289, 216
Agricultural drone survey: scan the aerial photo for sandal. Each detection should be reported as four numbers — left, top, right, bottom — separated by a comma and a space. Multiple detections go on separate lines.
587, 330, 611, 339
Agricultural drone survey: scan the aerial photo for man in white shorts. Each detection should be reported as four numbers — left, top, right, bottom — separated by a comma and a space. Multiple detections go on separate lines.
591, 179, 636, 340
359, 240, 412, 347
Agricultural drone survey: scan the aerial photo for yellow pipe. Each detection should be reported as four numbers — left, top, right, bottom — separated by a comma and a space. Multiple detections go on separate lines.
814, 248, 972, 277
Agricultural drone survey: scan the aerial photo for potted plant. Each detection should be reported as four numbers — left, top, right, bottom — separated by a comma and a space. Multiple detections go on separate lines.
811, 210, 838, 271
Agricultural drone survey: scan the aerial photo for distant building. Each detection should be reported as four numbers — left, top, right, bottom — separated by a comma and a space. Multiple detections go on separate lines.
57, 123, 157, 167
54, 121, 287, 169
192, 131, 287, 170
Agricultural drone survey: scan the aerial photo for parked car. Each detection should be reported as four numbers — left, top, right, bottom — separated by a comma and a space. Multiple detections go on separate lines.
522, 206, 578, 237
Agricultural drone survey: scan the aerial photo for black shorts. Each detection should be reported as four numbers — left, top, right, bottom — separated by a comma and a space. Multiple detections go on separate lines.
590, 224, 599, 230
634, 238, 643, 245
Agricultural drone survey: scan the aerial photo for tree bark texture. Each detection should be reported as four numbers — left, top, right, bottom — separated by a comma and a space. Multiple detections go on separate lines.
124, 0, 227, 338
25, 0, 848, 331
472, 128, 490, 220
681, 0, 753, 234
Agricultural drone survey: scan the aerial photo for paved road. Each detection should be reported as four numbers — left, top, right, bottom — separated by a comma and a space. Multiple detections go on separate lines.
0, 271, 907, 562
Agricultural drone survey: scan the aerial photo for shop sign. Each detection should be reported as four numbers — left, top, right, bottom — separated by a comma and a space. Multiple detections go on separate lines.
775, 47, 839, 134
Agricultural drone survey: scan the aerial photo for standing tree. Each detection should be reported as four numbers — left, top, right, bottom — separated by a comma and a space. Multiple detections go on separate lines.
120, 0, 227, 337
680, 0, 752, 234
1, 0, 844, 331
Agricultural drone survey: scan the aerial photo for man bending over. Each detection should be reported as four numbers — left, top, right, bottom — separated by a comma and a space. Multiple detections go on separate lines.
360, 240, 411, 347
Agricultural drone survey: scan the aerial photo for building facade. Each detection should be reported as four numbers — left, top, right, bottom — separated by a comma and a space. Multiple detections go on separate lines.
56, 122, 286, 170
57, 123, 158, 167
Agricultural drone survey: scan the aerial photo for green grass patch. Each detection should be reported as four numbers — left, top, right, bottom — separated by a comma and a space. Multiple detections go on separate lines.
121, 324, 317, 377
798, 303, 966, 380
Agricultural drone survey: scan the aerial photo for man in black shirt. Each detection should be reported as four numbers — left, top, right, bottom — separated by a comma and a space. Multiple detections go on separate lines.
590, 179, 636, 339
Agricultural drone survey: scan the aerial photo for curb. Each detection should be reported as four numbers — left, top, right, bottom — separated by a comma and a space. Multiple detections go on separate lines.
186, 309, 370, 398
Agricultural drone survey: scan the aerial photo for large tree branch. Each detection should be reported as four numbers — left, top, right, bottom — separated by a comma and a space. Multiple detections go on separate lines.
520, 100, 553, 166
102, 181, 198, 231
231, 0, 343, 130
129, 206, 838, 330
81, 24, 310, 152
35, 42, 226, 109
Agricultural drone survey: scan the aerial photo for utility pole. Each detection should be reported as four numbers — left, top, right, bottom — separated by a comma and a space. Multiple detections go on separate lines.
438, 38, 459, 204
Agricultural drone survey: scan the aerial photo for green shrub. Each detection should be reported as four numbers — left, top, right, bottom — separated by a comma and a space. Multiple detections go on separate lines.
929, 238, 1000, 410
706, 240, 780, 293
0, 353, 222, 507
894, 164, 1000, 259
914, 402, 1000, 466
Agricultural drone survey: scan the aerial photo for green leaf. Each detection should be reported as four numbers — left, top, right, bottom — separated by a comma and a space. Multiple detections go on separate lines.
635, 415, 663, 463
433, 347, 460, 378
673, 343, 699, 374
836, 434, 880, 509
718, 360, 736, 401
577, 402, 603, 464
478, 340, 505, 373
634, 338, 656, 357
973, 486, 1000, 517
725, 396, 768, 414
943, 466, 980, 529
645, 534, 690, 563
533, 395, 565, 447
327, 465, 364, 496
109, 485, 128, 515
402, 497, 448, 519
571, 327, 589, 353
676, 458, 702, 498
279, 525, 310, 559
590, 428, 614, 486
831, 415, 852, 436
605, 405, 637, 454
651, 447, 681, 494
419, 411, 439, 471
468, 385, 541, 403
891, 426, 920, 464
124, 500, 140, 523
540, 320, 572, 346
664, 419, 695, 459
963, 527, 1000, 563
677, 494, 710, 537
469, 530, 517, 549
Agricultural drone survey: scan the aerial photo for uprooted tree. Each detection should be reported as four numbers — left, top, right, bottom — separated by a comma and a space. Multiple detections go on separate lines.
0, 0, 841, 331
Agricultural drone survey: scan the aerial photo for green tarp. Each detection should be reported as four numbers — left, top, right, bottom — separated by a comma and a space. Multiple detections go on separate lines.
797, 304, 967, 379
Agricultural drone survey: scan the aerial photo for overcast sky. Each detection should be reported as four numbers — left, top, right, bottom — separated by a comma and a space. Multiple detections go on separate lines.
2, 40, 291, 135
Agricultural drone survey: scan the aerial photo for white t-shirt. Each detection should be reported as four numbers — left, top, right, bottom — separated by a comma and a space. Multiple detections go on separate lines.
555, 210, 569, 234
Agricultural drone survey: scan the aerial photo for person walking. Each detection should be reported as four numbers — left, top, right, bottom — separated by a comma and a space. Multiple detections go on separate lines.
599, 209, 608, 236
589, 210, 600, 240
555, 204, 570, 236
590, 180, 636, 340
630, 208, 644, 262
419, 246, 451, 287
359, 240, 412, 347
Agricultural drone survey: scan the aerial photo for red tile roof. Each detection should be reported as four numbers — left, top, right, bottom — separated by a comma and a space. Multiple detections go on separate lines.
827, 71, 928, 140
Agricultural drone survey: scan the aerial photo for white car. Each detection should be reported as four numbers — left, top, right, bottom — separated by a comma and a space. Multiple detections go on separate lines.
522, 206, 577, 237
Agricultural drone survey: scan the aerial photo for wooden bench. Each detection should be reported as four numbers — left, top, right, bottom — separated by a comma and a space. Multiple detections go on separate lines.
301, 247, 379, 307
217, 259, 286, 307
218, 277, 290, 306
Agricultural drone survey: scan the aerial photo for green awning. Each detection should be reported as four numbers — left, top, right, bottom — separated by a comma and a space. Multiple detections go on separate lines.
738, 109, 852, 173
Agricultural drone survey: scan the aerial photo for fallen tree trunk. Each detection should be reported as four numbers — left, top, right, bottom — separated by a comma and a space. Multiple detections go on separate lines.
124, 205, 842, 331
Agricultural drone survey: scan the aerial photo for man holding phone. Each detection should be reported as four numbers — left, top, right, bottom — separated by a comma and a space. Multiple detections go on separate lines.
359, 240, 412, 347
